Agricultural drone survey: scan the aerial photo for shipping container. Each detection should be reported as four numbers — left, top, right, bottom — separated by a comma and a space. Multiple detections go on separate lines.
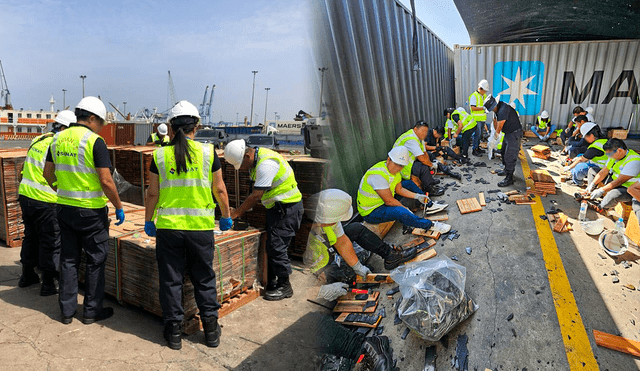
313, 0, 455, 195
98, 124, 116, 145
454, 39, 640, 131
115, 122, 135, 145
134, 122, 154, 145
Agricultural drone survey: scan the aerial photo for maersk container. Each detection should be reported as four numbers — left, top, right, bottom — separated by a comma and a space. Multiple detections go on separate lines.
454, 39, 640, 131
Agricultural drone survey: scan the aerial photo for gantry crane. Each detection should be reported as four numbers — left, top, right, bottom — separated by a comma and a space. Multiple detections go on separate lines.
0, 60, 12, 110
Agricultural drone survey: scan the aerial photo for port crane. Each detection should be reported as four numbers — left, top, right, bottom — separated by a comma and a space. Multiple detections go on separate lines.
198, 84, 216, 126
167, 70, 177, 109
0, 60, 12, 110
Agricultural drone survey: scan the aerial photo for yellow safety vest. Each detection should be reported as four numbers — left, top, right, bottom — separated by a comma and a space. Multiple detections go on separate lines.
469, 91, 487, 122
606, 149, 640, 188
50, 126, 108, 209
151, 132, 170, 146
250, 148, 302, 209
587, 139, 609, 168
444, 119, 458, 139
496, 132, 505, 150
357, 161, 401, 216
456, 109, 477, 134
537, 116, 550, 130
19, 133, 57, 203
154, 140, 216, 230
305, 225, 337, 273
393, 129, 425, 180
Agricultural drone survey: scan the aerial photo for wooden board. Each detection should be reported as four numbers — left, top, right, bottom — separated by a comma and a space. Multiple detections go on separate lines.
338, 292, 380, 302
478, 192, 486, 206
531, 144, 551, 154
428, 213, 449, 221
456, 198, 482, 214
530, 169, 554, 183
614, 202, 633, 221
547, 213, 572, 232
219, 289, 261, 318
335, 312, 382, 328
362, 221, 395, 239
406, 248, 437, 264
553, 213, 569, 232
401, 237, 425, 249
504, 190, 519, 196
625, 208, 640, 245
333, 300, 378, 313
356, 273, 394, 284
412, 228, 441, 240
593, 329, 640, 357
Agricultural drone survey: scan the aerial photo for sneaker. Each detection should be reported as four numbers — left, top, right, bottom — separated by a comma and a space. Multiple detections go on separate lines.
425, 202, 448, 215
430, 222, 451, 234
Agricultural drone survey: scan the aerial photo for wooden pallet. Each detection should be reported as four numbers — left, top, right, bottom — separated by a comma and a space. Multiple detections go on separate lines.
338, 292, 380, 302
335, 312, 382, 328
406, 248, 437, 264
456, 197, 482, 214
428, 213, 449, 221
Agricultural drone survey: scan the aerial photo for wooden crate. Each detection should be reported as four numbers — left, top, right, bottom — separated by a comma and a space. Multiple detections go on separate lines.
608, 129, 628, 140
456, 197, 482, 214
0, 150, 28, 247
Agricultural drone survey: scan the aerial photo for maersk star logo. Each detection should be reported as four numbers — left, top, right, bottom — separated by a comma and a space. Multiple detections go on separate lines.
493, 61, 544, 115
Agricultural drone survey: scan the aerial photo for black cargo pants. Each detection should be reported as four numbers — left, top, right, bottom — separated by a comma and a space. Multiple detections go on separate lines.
343, 222, 391, 259
266, 200, 303, 278
58, 205, 110, 318
156, 229, 220, 323
503, 129, 523, 175
19, 195, 60, 276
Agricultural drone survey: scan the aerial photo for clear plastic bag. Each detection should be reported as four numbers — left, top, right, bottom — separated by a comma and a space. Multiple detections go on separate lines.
389, 256, 478, 341
487, 126, 498, 160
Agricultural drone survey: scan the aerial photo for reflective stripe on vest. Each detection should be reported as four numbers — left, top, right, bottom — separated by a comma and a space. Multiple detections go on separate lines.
457, 109, 477, 133
469, 91, 487, 121
50, 126, 107, 209
154, 140, 216, 230
587, 139, 609, 168
496, 132, 505, 150
393, 129, 425, 180
357, 161, 401, 216
151, 132, 170, 146
249, 148, 302, 209
19, 133, 56, 203
607, 149, 640, 188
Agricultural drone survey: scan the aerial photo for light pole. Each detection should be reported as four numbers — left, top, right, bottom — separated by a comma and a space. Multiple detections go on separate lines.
62, 89, 67, 109
123, 102, 127, 119
318, 67, 328, 117
263, 87, 270, 128
80, 75, 86, 97
236, 112, 239, 126
249, 71, 258, 125
274, 111, 278, 121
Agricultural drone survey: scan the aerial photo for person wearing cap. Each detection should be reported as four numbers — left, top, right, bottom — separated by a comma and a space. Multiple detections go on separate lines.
144, 100, 231, 350
468, 79, 489, 157
444, 107, 475, 162
530, 110, 555, 141
305, 189, 419, 294
43, 97, 125, 325
17, 110, 75, 296
392, 121, 445, 196
563, 123, 607, 187
484, 95, 522, 187
224, 138, 303, 301
564, 115, 591, 158
357, 146, 451, 233
561, 106, 594, 155
146, 123, 170, 146
583, 138, 640, 210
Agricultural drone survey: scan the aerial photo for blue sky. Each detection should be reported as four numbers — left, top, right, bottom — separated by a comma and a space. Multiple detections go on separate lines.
0, 0, 313, 123
397, 0, 470, 48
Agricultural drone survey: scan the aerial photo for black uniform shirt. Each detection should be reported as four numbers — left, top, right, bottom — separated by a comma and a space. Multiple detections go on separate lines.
495, 102, 521, 134
582, 146, 605, 160
425, 129, 440, 147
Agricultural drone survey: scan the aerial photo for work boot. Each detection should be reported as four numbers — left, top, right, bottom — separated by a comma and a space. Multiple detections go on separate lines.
264, 276, 293, 301
201, 316, 222, 348
460, 156, 470, 164
18, 266, 40, 288
163, 321, 182, 350
266, 276, 278, 292
82, 307, 114, 324
425, 185, 445, 197
61, 311, 75, 325
40, 272, 58, 296
496, 169, 507, 177
384, 247, 418, 270
471, 148, 483, 157
440, 164, 462, 180
498, 174, 514, 187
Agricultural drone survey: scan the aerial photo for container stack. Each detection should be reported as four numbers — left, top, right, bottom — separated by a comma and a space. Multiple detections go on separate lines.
0, 150, 28, 247
529, 169, 557, 196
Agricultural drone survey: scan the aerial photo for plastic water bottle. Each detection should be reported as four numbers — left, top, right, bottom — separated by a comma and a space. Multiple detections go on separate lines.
578, 201, 588, 221
615, 217, 625, 234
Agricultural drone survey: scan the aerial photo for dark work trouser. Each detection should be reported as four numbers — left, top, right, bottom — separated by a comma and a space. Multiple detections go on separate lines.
503, 129, 523, 175
156, 229, 220, 323
58, 205, 110, 318
410, 161, 436, 191
560, 127, 574, 145
460, 128, 475, 157
266, 201, 304, 278
19, 195, 60, 276
343, 223, 391, 260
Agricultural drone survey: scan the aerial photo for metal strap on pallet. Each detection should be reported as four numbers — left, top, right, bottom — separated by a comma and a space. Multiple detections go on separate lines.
216, 243, 224, 302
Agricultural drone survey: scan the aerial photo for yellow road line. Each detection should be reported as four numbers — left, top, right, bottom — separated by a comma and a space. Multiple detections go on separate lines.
519, 147, 599, 370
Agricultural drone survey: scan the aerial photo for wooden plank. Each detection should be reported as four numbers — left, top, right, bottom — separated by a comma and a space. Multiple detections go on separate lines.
428, 213, 449, 221
335, 312, 382, 328
504, 190, 519, 196
531, 144, 551, 153
406, 248, 437, 264
338, 292, 380, 302
333, 300, 378, 313
625, 208, 640, 245
456, 197, 482, 214
478, 192, 486, 206
401, 237, 425, 249
553, 213, 569, 232
593, 330, 640, 357
356, 273, 394, 284
362, 221, 395, 239
412, 228, 441, 240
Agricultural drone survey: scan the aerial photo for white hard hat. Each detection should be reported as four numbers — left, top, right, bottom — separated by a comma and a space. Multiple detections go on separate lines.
540, 110, 549, 119
478, 79, 490, 91
388, 146, 410, 166
55, 110, 76, 127
313, 189, 353, 224
76, 96, 107, 121
456, 106, 466, 113
224, 139, 246, 170
580, 122, 597, 137
586, 107, 594, 115
157, 123, 168, 135
168, 100, 201, 123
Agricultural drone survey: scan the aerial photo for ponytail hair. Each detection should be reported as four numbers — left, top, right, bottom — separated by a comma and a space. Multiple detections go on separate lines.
170, 116, 199, 174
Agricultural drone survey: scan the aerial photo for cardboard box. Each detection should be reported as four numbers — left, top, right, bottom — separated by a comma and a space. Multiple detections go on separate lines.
615, 202, 633, 221
608, 129, 628, 140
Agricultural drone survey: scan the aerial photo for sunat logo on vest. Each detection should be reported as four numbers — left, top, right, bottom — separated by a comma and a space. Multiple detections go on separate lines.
493, 61, 545, 115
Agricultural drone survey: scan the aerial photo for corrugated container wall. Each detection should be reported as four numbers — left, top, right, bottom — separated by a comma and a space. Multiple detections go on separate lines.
134, 123, 153, 145
314, 0, 455, 196
454, 39, 640, 131
114, 123, 135, 146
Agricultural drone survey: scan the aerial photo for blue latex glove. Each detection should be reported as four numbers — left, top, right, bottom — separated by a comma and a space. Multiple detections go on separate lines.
144, 221, 156, 237
219, 217, 233, 231
115, 209, 125, 226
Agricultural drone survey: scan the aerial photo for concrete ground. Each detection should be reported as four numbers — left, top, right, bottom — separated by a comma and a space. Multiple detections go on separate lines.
0, 254, 321, 371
